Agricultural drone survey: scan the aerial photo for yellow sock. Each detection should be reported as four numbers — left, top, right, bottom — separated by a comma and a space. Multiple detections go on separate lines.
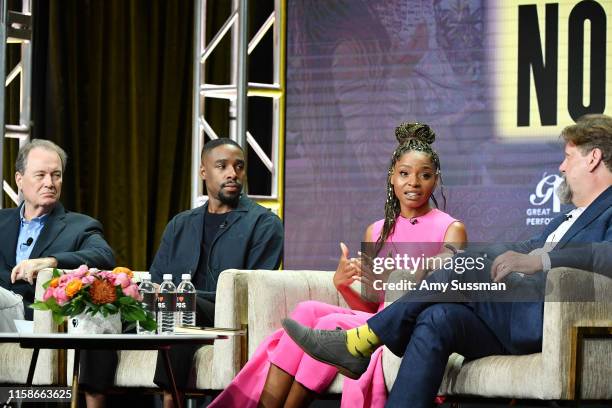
346, 324, 380, 357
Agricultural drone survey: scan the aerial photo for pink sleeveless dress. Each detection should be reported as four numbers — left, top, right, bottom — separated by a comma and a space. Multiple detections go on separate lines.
209, 209, 458, 407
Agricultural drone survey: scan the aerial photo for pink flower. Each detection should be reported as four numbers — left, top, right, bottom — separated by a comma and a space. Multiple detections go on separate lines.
53, 287, 69, 305
114, 273, 131, 288
96, 271, 113, 281
42, 287, 54, 301
123, 284, 141, 300
81, 275, 95, 285
76, 265, 89, 274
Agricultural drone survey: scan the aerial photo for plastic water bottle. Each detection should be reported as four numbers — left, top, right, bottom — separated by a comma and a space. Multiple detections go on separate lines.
157, 274, 177, 334
137, 272, 156, 335
176, 274, 196, 327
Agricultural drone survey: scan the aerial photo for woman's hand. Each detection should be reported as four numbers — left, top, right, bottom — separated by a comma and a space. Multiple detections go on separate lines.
333, 243, 362, 289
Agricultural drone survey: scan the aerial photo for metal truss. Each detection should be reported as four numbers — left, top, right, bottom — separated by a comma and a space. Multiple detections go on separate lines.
0, 0, 32, 208
192, 0, 285, 216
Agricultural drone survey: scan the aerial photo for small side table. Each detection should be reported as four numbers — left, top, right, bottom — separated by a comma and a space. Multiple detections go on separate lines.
1, 332, 229, 408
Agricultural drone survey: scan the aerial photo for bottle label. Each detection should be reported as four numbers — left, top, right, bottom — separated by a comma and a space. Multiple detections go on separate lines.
157, 293, 176, 312
176, 293, 196, 312
142, 292, 157, 312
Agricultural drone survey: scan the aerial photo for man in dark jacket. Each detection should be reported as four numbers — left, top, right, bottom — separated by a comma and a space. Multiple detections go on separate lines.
0, 139, 115, 321
152, 138, 283, 406
83, 138, 283, 408
150, 137, 283, 320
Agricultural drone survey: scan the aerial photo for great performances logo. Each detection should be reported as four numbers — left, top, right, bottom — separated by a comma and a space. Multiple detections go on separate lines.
527, 173, 562, 225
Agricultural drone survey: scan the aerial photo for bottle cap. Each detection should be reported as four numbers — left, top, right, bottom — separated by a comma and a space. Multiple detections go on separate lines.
163, 274, 173, 280
181, 274, 191, 280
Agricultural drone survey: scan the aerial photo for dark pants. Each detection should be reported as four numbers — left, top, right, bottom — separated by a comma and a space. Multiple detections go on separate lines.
153, 296, 215, 390
80, 296, 215, 392
367, 253, 544, 408
371, 303, 507, 408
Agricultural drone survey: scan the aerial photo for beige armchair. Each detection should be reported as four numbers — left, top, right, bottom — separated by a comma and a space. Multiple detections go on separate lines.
0, 268, 60, 385
245, 268, 612, 401
246, 270, 350, 393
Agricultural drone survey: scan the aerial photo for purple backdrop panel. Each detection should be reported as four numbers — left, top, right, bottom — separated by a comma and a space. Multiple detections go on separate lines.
285, 0, 604, 269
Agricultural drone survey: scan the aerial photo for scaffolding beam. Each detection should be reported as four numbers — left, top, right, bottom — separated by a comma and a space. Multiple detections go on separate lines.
0, 0, 32, 208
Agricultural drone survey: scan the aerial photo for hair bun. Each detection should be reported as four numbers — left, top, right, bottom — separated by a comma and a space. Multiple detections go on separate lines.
395, 122, 436, 145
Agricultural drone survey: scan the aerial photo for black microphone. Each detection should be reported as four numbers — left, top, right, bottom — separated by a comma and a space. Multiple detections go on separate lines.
410, 218, 419, 225
23, 237, 33, 247
219, 221, 228, 229
564, 214, 573, 221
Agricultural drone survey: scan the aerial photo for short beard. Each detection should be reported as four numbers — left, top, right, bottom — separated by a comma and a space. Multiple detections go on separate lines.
218, 182, 242, 208
556, 177, 573, 205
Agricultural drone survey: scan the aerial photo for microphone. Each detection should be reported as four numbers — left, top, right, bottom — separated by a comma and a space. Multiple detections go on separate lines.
409, 218, 419, 225
23, 237, 33, 247
219, 221, 228, 229
564, 214, 573, 221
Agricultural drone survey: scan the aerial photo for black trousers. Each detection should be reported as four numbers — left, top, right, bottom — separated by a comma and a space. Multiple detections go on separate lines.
79, 296, 215, 393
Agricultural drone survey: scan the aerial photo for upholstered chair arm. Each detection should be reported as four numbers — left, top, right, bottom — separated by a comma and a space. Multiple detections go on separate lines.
0, 268, 59, 385
246, 270, 340, 357
541, 267, 612, 399
208, 269, 251, 389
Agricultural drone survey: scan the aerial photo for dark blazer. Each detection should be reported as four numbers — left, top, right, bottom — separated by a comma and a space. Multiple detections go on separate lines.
150, 195, 283, 291
0, 203, 115, 308
497, 186, 612, 353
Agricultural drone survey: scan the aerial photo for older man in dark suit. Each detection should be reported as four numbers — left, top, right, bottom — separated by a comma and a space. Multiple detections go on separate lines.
0, 139, 115, 320
283, 114, 612, 408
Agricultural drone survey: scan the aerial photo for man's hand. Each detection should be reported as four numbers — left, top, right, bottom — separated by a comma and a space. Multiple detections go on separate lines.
11, 257, 58, 285
490, 251, 543, 283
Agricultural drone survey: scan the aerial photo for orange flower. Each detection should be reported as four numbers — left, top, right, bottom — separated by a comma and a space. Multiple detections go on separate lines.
89, 279, 117, 304
49, 278, 60, 288
65, 279, 83, 298
112, 267, 133, 279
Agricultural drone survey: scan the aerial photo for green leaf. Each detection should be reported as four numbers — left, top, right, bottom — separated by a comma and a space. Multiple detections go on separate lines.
52, 313, 65, 325
131, 308, 146, 321
47, 298, 62, 314
72, 303, 86, 316
140, 318, 157, 331
30, 302, 49, 311
52, 268, 61, 278
118, 296, 134, 305
122, 310, 137, 321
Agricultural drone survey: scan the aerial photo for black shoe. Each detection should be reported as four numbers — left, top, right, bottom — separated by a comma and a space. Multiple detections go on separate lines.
281, 318, 370, 379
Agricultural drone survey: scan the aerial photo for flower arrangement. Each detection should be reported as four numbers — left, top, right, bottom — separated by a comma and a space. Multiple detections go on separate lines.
31, 265, 157, 332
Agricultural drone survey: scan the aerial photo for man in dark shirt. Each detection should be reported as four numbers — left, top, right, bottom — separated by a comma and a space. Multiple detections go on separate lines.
149, 138, 284, 324
83, 138, 283, 408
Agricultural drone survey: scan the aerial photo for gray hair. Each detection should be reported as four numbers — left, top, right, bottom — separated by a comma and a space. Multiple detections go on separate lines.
15, 139, 68, 174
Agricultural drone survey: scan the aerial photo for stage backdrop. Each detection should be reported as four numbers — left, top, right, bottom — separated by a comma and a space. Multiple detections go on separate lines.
284, 0, 612, 269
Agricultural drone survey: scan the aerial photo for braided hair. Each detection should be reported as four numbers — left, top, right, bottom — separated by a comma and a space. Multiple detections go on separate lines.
374, 122, 446, 256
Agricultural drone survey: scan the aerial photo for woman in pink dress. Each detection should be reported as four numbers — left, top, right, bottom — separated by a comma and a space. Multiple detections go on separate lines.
210, 122, 467, 408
